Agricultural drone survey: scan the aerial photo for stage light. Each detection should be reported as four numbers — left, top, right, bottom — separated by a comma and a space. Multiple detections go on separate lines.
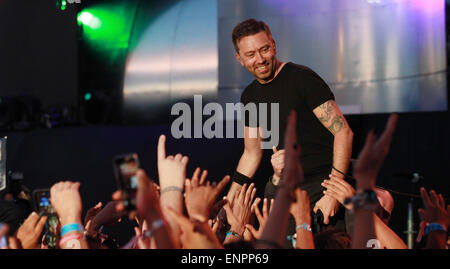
84, 92, 92, 101
61, 0, 67, 10
81, 90, 112, 124
77, 11, 102, 30
76, 2, 137, 62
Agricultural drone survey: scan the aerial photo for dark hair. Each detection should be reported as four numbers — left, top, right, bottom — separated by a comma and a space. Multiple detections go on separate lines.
313, 228, 352, 249
232, 18, 273, 53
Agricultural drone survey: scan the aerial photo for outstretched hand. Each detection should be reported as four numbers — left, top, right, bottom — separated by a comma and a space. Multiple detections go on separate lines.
157, 135, 189, 190
223, 183, 257, 237
184, 168, 230, 223
165, 207, 223, 249
15, 212, 48, 249
245, 198, 274, 239
321, 174, 356, 210
290, 188, 312, 224
418, 187, 449, 229
353, 113, 398, 190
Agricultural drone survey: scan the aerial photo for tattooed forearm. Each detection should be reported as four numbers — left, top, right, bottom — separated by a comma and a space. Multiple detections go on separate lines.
329, 115, 344, 135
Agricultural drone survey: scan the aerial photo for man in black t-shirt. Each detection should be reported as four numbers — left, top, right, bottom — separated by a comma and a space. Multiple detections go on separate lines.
228, 19, 354, 243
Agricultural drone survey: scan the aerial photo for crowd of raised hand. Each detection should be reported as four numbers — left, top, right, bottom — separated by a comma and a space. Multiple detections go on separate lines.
1, 112, 448, 249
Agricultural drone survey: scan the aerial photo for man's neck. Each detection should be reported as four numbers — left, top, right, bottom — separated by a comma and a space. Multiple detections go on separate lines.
257, 60, 285, 84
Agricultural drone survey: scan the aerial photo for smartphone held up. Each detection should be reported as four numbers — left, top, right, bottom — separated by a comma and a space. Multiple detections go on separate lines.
32, 189, 59, 249
113, 153, 140, 212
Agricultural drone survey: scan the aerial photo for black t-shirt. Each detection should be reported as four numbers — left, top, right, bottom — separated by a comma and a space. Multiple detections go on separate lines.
240, 62, 335, 177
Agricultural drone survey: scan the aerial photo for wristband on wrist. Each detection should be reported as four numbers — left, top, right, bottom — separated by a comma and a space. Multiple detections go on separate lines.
295, 223, 312, 232
425, 223, 447, 236
160, 186, 183, 194
332, 166, 355, 181
417, 221, 448, 242
61, 223, 84, 237
225, 230, 242, 240
59, 233, 83, 248
143, 219, 165, 238
232, 171, 251, 186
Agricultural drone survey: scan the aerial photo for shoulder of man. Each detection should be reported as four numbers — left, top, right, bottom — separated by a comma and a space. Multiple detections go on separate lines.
285, 62, 323, 79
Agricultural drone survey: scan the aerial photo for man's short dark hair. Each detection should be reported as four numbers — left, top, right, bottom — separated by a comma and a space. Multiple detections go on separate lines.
232, 18, 273, 53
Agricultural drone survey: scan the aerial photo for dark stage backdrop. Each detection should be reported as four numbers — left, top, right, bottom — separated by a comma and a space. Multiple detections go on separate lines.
0, 0, 78, 108
1, 111, 449, 246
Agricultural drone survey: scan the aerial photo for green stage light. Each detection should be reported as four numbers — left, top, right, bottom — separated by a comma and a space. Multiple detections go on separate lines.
77, 4, 136, 50
77, 11, 102, 30
61, 0, 67, 11
84, 93, 92, 101
77, 1, 138, 65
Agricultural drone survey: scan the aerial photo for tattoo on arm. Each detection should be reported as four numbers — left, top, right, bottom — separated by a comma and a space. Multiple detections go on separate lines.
329, 115, 344, 135
315, 100, 347, 135
318, 102, 333, 123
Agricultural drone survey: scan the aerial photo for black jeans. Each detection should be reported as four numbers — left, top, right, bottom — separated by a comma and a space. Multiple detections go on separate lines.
264, 171, 346, 248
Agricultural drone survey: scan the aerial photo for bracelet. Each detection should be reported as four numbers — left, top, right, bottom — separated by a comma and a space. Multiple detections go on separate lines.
332, 166, 355, 181
144, 219, 165, 238
225, 230, 242, 240
61, 223, 84, 237
160, 186, 183, 194
59, 233, 83, 248
295, 223, 312, 232
232, 171, 252, 186
425, 223, 447, 236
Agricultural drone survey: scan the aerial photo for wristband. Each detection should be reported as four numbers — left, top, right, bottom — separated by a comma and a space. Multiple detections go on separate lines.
160, 186, 183, 194
232, 171, 251, 186
59, 233, 83, 248
144, 219, 165, 238
61, 223, 84, 237
295, 223, 312, 232
425, 223, 447, 236
286, 233, 297, 248
225, 230, 242, 240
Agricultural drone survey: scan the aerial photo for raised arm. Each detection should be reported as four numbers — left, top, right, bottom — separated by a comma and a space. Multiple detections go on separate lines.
256, 110, 303, 249
228, 126, 263, 198
157, 134, 189, 248
50, 181, 88, 249
351, 114, 398, 249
